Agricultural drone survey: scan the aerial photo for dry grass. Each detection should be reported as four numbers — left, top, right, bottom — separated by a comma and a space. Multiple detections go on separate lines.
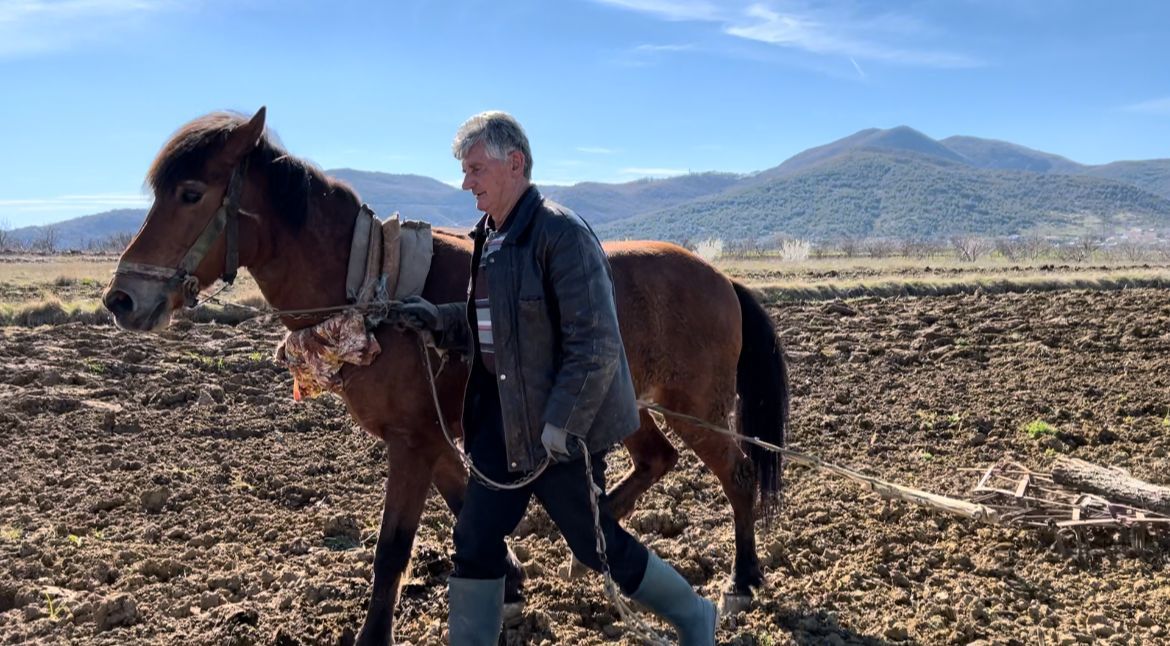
3, 253, 1169, 327
0, 255, 119, 286
715, 254, 1167, 276
752, 269, 1170, 302
0, 254, 268, 327
0, 296, 110, 326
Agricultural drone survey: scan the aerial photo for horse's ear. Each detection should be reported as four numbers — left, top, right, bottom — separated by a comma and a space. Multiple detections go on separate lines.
223, 106, 267, 163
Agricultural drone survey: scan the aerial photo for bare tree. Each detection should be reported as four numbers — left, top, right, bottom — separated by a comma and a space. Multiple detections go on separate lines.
951, 236, 993, 262
862, 238, 896, 258
92, 231, 133, 253
0, 219, 10, 251
1055, 235, 1103, 263
837, 236, 859, 258
33, 225, 59, 253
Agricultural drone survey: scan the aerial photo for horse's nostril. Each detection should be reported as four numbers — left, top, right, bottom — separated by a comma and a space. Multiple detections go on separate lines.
103, 289, 135, 316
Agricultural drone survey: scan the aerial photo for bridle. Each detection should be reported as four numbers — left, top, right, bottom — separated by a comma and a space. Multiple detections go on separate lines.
114, 158, 247, 308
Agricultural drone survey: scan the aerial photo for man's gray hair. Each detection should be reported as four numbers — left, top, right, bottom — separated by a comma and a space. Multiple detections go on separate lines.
452, 111, 533, 179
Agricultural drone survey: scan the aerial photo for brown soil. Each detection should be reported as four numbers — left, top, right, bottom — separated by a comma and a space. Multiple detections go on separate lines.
2, 289, 1169, 645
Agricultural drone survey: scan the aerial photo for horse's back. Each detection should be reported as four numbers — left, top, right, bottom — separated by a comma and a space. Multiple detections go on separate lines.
603, 240, 742, 390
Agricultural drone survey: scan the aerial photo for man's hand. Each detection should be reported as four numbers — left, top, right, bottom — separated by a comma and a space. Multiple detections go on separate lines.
395, 295, 443, 332
541, 423, 579, 463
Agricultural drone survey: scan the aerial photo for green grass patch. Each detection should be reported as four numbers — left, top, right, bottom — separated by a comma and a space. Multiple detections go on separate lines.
82, 358, 107, 374
0, 525, 22, 542
1022, 419, 1057, 439
184, 352, 226, 372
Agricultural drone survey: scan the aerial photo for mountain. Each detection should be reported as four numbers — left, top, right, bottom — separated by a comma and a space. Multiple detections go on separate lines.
328, 169, 474, 227
1078, 160, 1170, 201
757, 126, 968, 181
7, 209, 146, 250
11, 127, 1170, 248
540, 172, 744, 225
597, 149, 1170, 241
940, 136, 1084, 174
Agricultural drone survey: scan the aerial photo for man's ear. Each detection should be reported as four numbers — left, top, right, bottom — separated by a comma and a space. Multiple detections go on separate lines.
510, 150, 525, 176
223, 106, 267, 164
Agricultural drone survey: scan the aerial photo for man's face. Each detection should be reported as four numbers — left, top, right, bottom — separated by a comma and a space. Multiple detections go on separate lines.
461, 141, 523, 220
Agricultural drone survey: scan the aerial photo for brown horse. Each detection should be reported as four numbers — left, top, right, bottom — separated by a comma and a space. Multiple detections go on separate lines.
102, 107, 789, 645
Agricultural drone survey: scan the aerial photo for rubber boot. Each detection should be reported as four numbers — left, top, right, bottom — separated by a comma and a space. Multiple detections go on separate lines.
448, 576, 505, 646
630, 552, 717, 646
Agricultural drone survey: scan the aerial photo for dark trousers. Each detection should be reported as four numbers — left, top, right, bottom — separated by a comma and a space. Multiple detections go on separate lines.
452, 386, 649, 594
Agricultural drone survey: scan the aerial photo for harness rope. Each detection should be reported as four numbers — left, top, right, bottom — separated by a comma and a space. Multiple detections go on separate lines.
414, 335, 670, 644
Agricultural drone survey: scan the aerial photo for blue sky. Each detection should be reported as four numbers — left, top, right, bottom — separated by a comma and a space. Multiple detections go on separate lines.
1, 0, 1168, 228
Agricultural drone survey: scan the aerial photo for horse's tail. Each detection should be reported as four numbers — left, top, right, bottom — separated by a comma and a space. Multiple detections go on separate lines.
733, 281, 789, 520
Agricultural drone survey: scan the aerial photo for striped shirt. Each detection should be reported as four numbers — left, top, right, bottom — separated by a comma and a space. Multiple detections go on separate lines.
473, 226, 506, 373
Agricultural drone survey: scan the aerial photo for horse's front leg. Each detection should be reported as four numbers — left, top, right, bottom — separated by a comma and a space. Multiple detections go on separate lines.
356, 436, 438, 646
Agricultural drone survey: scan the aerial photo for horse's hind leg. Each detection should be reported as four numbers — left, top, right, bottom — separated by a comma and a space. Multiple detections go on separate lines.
659, 390, 764, 606
607, 409, 679, 519
431, 449, 527, 607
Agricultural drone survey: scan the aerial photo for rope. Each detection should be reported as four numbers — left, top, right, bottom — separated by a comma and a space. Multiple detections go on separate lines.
414, 334, 668, 643
416, 335, 550, 491
580, 440, 672, 645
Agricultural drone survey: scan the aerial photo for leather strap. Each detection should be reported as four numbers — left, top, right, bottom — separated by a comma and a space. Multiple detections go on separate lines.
113, 159, 247, 307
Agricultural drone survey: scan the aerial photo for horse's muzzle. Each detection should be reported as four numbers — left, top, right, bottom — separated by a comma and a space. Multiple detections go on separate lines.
103, 276, 174, 331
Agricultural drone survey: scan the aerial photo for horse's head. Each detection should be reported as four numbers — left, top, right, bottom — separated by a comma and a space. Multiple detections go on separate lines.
103, 107, 267, 331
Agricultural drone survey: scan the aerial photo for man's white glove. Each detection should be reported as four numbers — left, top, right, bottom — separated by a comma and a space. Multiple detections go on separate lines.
541, 423, 579, 463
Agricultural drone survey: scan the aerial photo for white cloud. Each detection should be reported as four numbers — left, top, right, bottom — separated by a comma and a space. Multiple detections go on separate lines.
1121, 96, 1170, 115
0, 0, 183, 57
620, 167, 689, 177
594, 0, 722, 22
0, 193, 151, 210
633, 43, 694, 52
592, 0, 981, 69
849, 56, 866, 78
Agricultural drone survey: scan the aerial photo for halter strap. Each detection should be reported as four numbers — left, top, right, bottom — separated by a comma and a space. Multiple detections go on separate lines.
114, 158, 248, 307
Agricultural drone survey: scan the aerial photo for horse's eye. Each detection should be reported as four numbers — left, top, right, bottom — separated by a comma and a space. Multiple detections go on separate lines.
180, 189, 203, 205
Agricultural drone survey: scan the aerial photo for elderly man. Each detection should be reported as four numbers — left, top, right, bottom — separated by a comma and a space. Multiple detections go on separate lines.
397, 111, 716, 645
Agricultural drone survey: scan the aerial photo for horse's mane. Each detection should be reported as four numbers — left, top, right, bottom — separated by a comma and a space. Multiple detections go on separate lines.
146, 112, 359, 231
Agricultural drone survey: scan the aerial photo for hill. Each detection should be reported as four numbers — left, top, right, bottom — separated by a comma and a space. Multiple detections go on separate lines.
757, 126, 968, 181
540, 172, 744, 225
7, 209, 146, 250
327, 169, 474, 227
11, 127, 1170, 248
597, 150, 1170, 241
940, 136, 1084, 174
1078, 160, 1170, 201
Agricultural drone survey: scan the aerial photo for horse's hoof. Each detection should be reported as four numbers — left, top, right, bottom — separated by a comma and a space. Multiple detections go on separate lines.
720, 592, 753, 616
503, 600, 526, 626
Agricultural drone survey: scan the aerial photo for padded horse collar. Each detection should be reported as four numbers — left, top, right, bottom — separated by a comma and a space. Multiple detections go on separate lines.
114, 159, 246, 307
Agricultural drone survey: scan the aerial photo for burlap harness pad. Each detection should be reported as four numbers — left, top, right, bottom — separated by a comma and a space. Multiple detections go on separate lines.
276, 207, 433, 400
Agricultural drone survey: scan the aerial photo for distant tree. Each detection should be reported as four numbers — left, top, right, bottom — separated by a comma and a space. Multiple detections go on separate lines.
1107, 241, 1148, 263
693, 238, 723, 262
1055, 235, 1103, 263
951, 236, 992, 262
0, 219, 9, 251
837, 236, 859, 258
778, 238, 811, 262
33, 225, 59, 253
91, 232, 133, 253
862, 238, 896, 258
